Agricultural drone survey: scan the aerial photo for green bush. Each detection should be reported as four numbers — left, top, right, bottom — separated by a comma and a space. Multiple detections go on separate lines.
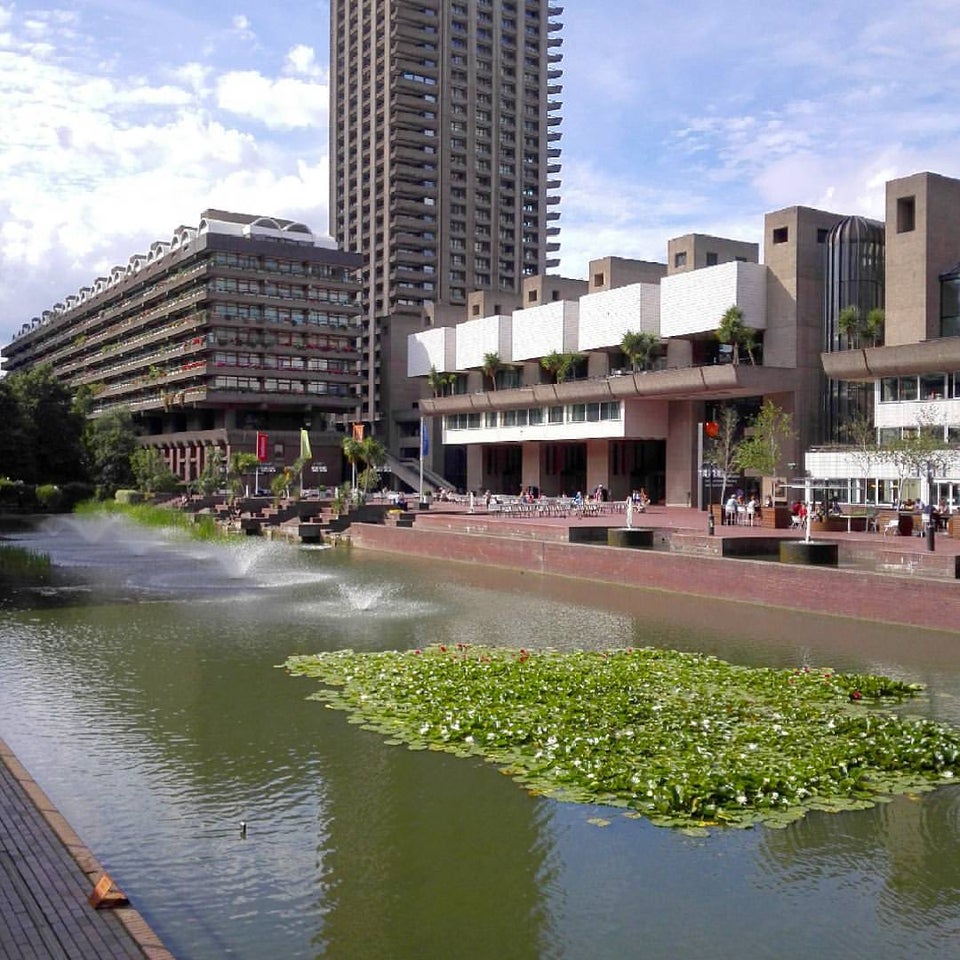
35, 484, 64, 512
114, 489, 143, 505
0, 479, 36, 511
60, 482, 96, 510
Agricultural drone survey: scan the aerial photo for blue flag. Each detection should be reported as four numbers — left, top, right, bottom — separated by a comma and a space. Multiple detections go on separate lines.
421, 427, 429, 458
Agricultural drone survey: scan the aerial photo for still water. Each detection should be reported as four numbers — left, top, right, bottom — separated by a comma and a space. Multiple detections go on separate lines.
1, 516, 959, 960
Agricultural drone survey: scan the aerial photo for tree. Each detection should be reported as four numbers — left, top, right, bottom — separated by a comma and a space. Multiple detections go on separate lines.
341, 435, 386, 499
427, 365, 456, 397
841, 411, 881, 504
620, 331, 659, 372
195, 446, 225, 496
889, 408, 958, 502
864, 307, 885, 347
228, 452, 260, 500
6, 365, 87, 484
705, 407, 741, 510
717, 306, 755, 366
540, 350, 584, 383
735, 400, 795, 479
0, 376, 30, 482
84, 408, 137, 497
837, 305, 861, 349
130, 447, 180, 495
481, 352, 502, 390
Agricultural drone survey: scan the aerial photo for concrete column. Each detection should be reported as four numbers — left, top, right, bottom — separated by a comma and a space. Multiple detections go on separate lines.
666, 401, 698, 507
522, 442, 541, 492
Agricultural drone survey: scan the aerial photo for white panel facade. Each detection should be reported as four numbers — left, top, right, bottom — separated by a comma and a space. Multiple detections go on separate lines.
873, 397, 960, 429
407, 327, 457, 377
455, 315, 513, 369
510, 301, 579, 361
578, 283, 661, 351
660, 261, 767, 338
441, 397, 669, 447
806, 449, 901, 481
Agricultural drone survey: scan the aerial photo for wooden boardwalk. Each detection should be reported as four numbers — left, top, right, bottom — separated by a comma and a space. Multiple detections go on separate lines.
0, 739, 173, 960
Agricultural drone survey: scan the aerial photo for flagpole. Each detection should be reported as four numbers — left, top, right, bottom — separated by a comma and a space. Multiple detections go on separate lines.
419, 415, 424, 502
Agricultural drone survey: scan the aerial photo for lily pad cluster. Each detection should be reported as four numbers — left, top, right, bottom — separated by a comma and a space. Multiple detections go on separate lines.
284, 645, 960, 830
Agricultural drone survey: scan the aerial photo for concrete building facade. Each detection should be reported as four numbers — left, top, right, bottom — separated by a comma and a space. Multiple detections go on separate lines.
2, 211, 363, 487
410, 171, 960, 510
329, 0, 563, 460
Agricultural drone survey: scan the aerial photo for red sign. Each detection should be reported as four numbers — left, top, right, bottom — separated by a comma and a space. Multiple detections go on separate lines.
352, 423, 365, 442
256, 432, 269, 461
704, 421, 720, 438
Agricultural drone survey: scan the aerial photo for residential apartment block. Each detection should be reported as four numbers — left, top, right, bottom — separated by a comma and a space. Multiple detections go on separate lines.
2, 211, 363, 486
411, 171, 960, 510
330, 0, 563, 459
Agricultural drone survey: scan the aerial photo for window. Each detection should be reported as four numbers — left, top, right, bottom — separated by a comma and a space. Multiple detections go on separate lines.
705, 252, 718, 266
772, 226, 788, 244
896, 196, 916, 233
921, 373, 947, 399
817, 228, 829, 243
673, 251, 687, 268
940, 273, 960, 337
593, 272, 604, 286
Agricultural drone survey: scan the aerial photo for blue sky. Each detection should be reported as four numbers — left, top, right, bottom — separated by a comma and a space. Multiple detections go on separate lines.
2, 0, 960, 349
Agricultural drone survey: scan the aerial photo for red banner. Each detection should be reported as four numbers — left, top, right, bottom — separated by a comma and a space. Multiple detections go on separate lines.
352, 423, 365, 441
256, 432, 269, 461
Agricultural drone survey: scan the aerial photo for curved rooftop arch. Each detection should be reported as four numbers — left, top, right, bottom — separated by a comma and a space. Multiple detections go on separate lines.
148, 241, 170, 261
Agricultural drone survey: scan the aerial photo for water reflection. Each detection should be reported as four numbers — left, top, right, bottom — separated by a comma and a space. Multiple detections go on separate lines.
0, 516, 958, 959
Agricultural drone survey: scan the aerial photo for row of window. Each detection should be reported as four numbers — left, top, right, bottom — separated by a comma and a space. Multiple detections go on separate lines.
879, 373, 960, 402
210, 303, 356, 326
445, 402, 622, 431
210, 330, 353, 352
211, 376, 353, 397
211, 277, 355, 304
877, 425, 960, 444
212, 252, 354, 283
212, 352, 353, 374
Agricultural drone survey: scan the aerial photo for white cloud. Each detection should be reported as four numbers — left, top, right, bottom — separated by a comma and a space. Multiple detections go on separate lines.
0, 4, 332, 341
216, 70, 327, 128
286, 44, 323, 79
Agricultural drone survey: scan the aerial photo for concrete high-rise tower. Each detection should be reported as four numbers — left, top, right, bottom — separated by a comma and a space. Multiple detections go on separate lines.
330, 0, 563, 459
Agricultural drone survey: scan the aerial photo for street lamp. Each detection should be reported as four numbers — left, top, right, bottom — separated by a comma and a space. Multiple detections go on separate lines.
704, 421, 719, 535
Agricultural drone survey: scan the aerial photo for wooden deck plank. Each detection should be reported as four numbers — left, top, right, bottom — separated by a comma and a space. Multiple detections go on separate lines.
0, 739, 175, 959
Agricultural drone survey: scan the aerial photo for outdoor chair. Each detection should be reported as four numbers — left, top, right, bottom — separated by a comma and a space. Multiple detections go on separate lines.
882, 518, 900, 536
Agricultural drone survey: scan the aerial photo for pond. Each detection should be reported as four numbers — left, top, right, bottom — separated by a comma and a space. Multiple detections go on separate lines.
1, 516, 958, 959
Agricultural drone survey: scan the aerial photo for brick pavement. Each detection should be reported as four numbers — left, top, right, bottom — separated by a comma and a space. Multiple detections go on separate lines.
0, 739, 174, 960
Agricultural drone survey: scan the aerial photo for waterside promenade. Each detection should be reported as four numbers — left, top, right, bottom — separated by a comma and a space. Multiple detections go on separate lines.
0, 738, 174, 960
346, 503, 960, 633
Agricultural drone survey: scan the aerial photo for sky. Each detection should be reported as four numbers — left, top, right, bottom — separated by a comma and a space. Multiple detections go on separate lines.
2, 0, 960, 349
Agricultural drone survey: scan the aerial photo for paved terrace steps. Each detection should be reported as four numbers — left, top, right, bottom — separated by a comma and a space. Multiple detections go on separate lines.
0, 739, 174, 960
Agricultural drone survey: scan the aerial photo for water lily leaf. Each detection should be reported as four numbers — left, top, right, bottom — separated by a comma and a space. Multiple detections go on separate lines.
284, 645, 960, 832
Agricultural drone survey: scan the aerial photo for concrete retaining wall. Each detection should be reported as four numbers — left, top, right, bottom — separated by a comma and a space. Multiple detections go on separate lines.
348, 523, 960, 632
